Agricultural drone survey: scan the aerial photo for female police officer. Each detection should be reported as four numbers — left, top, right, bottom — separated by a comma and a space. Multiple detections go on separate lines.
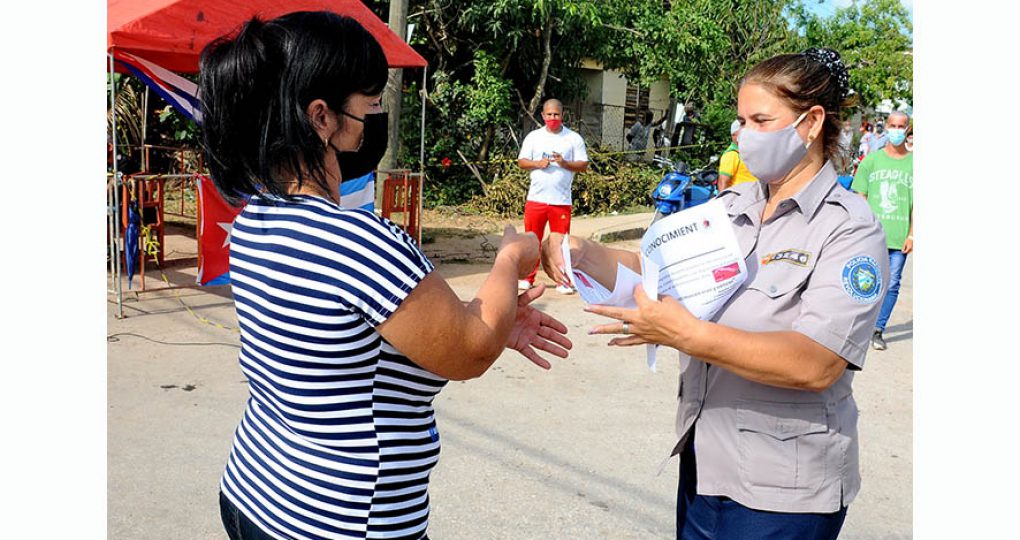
542, 48, 888, 539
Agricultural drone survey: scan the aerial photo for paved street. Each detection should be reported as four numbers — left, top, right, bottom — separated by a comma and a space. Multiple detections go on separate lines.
107, 217, 912, 539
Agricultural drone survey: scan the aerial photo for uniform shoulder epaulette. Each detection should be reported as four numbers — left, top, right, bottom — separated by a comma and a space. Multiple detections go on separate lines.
827, 186, 875, 223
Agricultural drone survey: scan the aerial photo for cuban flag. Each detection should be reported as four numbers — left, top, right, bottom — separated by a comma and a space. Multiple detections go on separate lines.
339, 172, 376, 211
196, 174, 245, 286
113, 50, 202, 124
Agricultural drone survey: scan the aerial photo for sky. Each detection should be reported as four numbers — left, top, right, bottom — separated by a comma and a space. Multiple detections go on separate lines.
806, 0, 914, 19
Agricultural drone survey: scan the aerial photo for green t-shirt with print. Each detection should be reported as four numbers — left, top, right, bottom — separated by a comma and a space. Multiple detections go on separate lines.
851, 150, 913, 250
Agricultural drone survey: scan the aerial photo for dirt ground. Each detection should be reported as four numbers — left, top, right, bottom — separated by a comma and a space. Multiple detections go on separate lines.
108, 211, 912, 539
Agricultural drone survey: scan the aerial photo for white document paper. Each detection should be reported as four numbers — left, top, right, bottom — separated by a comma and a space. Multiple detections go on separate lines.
640, 199, 747, 322
563, 236, 644, 308
566, 199, 746, 372
641, 257, 661, 372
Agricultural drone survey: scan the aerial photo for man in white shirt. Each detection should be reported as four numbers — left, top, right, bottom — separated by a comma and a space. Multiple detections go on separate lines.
517, 98, 589, 293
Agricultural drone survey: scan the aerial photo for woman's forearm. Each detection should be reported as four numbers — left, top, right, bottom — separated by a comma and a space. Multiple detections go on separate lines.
574, 237, 641, 290
462, 252, 522, 362
677, 322, 846, 392
378, 252, 524, 381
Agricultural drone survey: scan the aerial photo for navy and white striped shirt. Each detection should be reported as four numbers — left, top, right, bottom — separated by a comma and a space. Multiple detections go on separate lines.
220, 194, 448, 540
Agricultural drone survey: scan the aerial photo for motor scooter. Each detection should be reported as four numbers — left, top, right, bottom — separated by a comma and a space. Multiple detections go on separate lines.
649, 155, 719, 223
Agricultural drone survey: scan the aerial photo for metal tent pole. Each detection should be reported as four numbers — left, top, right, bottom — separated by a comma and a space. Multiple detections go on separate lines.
141, 86, 149, 170
420, 67, 426, 175
418, 67, 426, 244
109, 52, 124, 318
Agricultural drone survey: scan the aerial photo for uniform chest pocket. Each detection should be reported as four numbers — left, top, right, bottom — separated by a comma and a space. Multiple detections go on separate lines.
736, 402, 830, 491
746, 263, 814, 299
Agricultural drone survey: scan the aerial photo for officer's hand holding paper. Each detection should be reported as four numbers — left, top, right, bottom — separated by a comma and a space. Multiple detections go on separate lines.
568, 199, 746, 318
571, 200, 748, 369
563, 234, 645, 308
640, 199, 747, 321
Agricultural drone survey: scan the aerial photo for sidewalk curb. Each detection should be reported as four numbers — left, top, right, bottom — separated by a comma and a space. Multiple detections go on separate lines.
590, 226, 646, 243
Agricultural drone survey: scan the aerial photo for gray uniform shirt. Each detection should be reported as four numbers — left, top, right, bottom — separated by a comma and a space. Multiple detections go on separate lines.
675, 161, 889, 514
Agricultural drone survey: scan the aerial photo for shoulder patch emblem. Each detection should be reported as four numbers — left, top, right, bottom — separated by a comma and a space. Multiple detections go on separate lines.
841, 255, 883, 303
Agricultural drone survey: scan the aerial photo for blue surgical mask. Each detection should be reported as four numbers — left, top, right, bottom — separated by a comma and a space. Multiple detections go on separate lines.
887, 128, 907, 146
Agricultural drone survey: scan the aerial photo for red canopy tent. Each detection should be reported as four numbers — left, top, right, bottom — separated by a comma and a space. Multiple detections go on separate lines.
108, 0, 426, 71
107, 0, 428, 318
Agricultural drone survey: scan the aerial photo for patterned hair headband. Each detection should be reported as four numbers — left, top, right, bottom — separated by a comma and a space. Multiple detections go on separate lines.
803, 47, 851, 102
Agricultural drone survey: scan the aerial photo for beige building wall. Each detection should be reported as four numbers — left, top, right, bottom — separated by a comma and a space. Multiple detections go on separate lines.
601, 71, 627, 149
577, 59, 671, 152
649, 80, 671, 118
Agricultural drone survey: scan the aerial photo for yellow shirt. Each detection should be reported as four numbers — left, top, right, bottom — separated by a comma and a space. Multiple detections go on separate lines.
719, 144, 758, 186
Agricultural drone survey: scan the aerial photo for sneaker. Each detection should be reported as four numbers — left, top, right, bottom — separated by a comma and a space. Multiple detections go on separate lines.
517, 280, 532, 291
871, 330, 887, 351
555, 284, 576, 295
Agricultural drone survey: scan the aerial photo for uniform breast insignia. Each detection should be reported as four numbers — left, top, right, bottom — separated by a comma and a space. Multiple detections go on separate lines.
841, 255, 882, 303
760, 249, 811, 267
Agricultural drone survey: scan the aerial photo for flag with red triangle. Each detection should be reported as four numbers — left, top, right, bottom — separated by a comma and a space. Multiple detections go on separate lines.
196, 174, 246, 286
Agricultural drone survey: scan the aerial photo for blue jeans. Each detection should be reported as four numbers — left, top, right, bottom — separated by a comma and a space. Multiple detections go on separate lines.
219, 491, 278, 540
219, 491, 432, 540
875, 249, 908, 331
677, 435, 848, 540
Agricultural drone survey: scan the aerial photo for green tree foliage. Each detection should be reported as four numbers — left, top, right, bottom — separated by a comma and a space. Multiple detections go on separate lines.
588, 0, 805, 164
107, 72, 203, 173
790, 0, 913, 111
594, 0, 728, 103
696, 0, 801, 145
403, 0, 608, 206
108, 74, 144, 163
157, 106, 201, 147
463, 51, 515, 127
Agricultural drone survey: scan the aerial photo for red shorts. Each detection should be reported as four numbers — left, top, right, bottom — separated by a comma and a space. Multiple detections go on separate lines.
523, 200, 572, 283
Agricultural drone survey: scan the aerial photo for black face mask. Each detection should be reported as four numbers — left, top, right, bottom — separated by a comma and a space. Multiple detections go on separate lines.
333, 111, 388, 180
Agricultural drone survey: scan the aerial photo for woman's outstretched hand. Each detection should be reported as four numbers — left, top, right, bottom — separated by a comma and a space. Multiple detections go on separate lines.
506, 284, 573, 369
585, 285, 701, 350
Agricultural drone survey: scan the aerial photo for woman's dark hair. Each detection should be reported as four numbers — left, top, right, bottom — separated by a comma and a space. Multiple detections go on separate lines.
199, 11, 388, 205
742, 47, 856, 164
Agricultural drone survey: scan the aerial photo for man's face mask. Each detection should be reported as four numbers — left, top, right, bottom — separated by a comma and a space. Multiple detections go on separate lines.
886, 128, 907, 146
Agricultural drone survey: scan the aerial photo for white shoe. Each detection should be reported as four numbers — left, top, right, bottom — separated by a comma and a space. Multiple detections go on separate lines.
518, 280, 532, 291
556, 285, 575, 295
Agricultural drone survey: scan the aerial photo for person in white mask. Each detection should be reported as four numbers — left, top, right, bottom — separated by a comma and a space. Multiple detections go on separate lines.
851, 110, 913, 351
540, 47, 889, 539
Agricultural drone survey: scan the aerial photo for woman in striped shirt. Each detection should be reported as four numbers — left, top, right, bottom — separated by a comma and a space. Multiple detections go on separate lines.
199, 12, 573, 540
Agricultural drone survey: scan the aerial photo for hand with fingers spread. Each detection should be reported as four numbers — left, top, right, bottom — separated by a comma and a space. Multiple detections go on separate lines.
585, 284, 702, 350
497, 224, 540, 279
506, 284, 573, 369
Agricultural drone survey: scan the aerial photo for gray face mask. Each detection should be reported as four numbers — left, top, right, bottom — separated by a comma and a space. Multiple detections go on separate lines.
738, 112, 810, 184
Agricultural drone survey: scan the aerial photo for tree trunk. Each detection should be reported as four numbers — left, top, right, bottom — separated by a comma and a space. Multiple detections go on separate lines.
526, 14, 555, 118
477, 124, 496, 164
